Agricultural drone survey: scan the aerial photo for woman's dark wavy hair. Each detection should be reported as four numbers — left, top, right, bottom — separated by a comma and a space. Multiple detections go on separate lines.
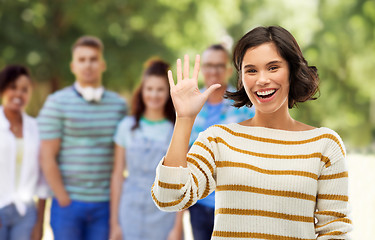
226, 26, 319, 109
131, 58, 175, 130
0, 65, 31, 95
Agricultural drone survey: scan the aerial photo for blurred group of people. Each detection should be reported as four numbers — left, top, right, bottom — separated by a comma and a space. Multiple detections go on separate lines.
0, 35, 252, 240
0, 25, 352, 240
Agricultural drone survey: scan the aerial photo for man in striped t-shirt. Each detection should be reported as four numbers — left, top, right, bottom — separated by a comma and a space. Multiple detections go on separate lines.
38, 36, 127, 240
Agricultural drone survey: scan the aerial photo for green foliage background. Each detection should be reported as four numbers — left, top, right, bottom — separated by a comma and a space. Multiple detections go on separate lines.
0, 0, 374, 149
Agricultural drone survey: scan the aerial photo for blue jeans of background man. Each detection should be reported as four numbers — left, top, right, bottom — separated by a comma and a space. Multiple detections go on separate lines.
0, 203, 37, 240
189, 203, 215, 240
50, 198, 109, 240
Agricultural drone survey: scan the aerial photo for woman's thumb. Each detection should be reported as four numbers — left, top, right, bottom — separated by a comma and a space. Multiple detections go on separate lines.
203, 84, 221, 99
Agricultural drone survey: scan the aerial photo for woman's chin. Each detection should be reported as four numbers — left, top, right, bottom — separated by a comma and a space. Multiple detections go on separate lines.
4, 105, 24, 113
145, 105, 164, 111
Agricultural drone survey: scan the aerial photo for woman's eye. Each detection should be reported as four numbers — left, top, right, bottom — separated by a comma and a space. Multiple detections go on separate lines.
246, 69, 256, 73
269, 66, 278, 71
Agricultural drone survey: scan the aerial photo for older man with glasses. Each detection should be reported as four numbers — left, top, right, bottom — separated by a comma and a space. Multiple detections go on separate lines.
187, 44, 255, 240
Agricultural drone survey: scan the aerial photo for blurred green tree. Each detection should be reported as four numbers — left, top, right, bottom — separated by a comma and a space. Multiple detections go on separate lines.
0, 0, 374, 148
292, 0, 375, 148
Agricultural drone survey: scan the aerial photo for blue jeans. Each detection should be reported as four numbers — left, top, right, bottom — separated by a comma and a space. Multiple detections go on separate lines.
189, 204, 215, 240
0, 203, 37, 240
50, 198, 109, 240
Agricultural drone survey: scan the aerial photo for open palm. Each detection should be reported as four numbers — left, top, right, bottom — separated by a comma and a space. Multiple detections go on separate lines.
168, 54, 221, 118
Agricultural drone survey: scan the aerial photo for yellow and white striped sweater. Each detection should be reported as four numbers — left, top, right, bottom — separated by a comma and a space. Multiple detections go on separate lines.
152, 123, 352, 239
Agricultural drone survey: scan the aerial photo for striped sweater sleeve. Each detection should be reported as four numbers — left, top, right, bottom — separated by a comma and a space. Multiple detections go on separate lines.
152, 130, 217, 211
315, 131, 352, 239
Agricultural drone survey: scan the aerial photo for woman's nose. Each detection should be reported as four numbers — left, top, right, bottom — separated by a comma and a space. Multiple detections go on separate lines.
256, 71, 270, 86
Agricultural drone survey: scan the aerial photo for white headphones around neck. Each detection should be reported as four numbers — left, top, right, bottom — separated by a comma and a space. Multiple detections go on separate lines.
74, 82, 104, 102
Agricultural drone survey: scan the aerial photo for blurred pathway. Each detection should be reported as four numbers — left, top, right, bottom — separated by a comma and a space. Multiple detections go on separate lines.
347, 154, 375, 239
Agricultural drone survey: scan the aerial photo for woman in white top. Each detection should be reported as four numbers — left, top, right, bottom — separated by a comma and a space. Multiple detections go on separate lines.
0, 65, 50, 240
152, 26, 352, 239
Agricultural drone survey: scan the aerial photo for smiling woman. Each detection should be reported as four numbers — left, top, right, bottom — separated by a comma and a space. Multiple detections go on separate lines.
0, 66, 32, 113
242, 43, 291, 113
151, 26, 352, 239
228, 26, 319, 111
110, 58, 180, 240
0, 65, 50, 240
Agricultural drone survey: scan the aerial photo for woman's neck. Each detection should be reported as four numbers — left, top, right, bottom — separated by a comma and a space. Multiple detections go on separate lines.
244, 107, 314, 131
143, 108, 165, 121
3, 107, 22, 124
245, 105, 297, 130
250, 115, 296, 130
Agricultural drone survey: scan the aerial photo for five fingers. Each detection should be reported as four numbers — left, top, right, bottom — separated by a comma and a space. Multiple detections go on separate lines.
167, 54, 219, 106
171, 54, 200, 86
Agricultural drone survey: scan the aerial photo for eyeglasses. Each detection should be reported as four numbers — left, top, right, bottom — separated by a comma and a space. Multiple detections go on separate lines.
201, 63, 227, 73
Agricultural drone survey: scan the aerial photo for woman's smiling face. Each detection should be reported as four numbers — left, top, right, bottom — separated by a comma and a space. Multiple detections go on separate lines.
1, 74, 32, 113
241, 42, 290, 114
142, 75, 170, 112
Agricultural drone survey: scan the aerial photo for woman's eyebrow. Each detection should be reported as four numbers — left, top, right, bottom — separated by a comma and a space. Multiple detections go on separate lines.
243, 60, 283, 69
266, 60, 283, 66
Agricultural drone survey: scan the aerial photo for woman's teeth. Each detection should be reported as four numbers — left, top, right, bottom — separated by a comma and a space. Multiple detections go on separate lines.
256, 89, 276, 98
12, 98, 22, 104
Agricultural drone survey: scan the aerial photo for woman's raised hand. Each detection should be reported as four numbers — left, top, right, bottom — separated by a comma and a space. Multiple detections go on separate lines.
168, 54, 221, 119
